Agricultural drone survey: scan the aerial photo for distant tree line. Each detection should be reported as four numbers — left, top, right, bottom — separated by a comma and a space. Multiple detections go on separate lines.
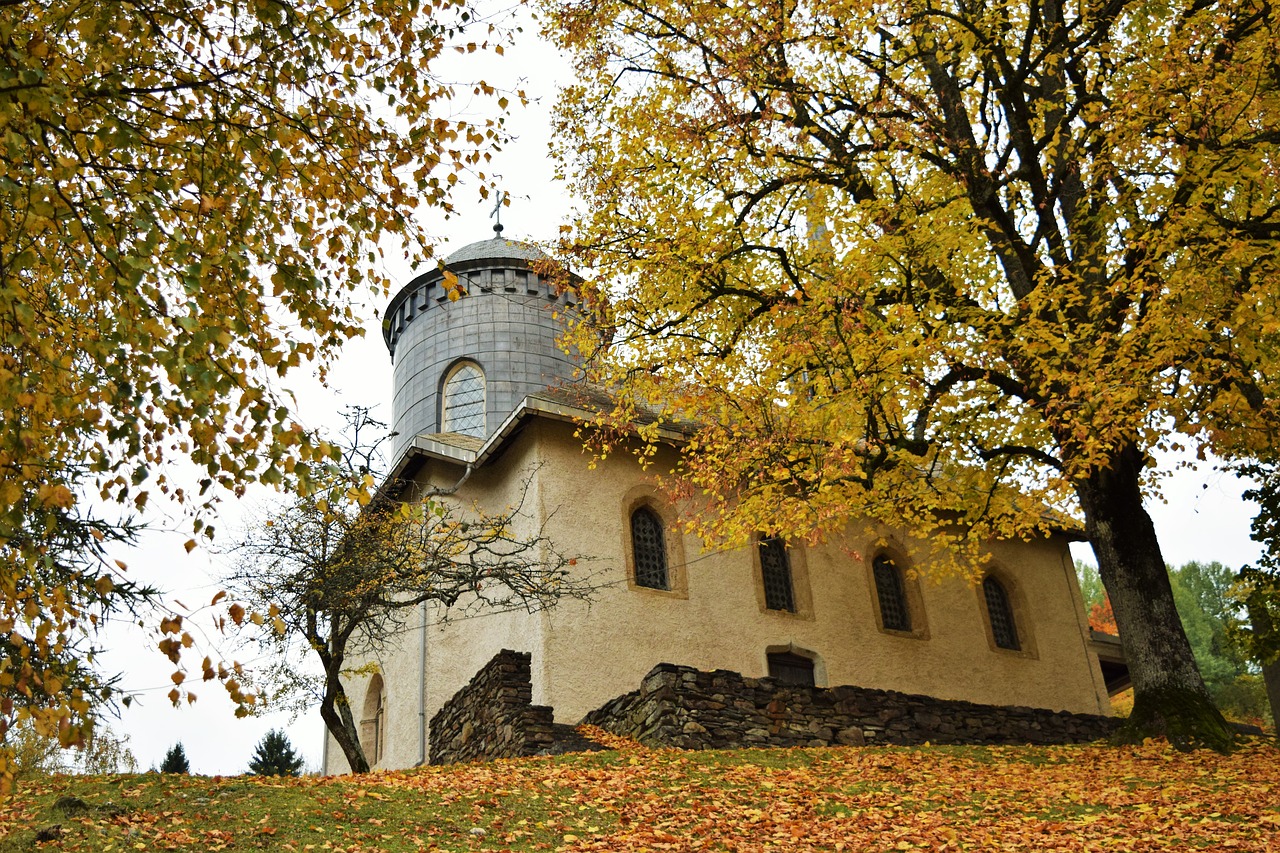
153, 731, 305, 776
1077, 560, 1273, 727
4, 730, 309, 778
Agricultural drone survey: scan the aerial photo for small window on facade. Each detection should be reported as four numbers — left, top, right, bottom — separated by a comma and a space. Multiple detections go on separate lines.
983, 576, 1021, 650
441, 362, 485, 437
767, 652, 815, 686
758, 536, 796, 612
873, 555, 911, 632
631, 506, 669, 590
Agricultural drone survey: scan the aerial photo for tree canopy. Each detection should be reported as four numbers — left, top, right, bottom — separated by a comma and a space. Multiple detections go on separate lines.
159, 742, 189, 775
548, 0, 1280, 747
247, 728, 304, 777
1, 0, 505, 788
1233, 460, 1280, 721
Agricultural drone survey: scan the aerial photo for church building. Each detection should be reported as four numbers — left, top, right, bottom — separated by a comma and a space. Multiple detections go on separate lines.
322, 230, 1121, 773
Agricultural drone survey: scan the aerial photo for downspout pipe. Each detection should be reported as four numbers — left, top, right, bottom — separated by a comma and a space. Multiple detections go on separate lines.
417, 600, 428, 766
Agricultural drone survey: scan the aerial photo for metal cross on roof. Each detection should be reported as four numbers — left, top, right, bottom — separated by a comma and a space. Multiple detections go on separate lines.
490, 189, 507, 236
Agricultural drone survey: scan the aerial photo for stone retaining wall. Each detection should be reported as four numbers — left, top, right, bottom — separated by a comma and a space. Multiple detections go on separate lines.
583, 663, 1119, 749
428, 649, 556, 764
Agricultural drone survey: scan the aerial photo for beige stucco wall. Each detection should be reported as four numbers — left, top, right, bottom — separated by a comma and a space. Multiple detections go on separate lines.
528, 418, 1110, 721
325, 415, 1110, 773
324, 434, 551, 774
418, 434, 551, 725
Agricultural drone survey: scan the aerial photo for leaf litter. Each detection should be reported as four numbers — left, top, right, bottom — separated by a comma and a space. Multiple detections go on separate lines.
1, 731, 1276, 851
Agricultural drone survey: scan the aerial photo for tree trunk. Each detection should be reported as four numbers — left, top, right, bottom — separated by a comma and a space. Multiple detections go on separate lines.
1246, 599, 1280, 734
1262, 659, 1280, 735
320, 673, 370, 773
1075, 442, 1234, 751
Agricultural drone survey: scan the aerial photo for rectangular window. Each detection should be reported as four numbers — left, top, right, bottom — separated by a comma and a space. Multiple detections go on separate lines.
767, 651, 815, 686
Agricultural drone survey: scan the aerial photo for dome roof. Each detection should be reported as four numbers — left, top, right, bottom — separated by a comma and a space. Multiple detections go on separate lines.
444, 236, 548, 266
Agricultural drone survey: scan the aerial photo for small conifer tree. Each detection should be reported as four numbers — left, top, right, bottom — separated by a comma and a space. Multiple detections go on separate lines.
247, 729, 304, 777
159, 743, 190, 774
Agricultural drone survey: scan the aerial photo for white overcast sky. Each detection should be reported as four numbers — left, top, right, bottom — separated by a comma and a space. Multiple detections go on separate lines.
88, 9, 1263, 776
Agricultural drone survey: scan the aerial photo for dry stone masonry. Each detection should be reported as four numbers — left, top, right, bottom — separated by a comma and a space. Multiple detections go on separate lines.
583, 663, 1119, 749
430, 653, 1119, 765
428, 650, 556, 764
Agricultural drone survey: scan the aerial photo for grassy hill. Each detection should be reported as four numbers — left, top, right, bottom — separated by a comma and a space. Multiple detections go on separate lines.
2, 730, 1277, 851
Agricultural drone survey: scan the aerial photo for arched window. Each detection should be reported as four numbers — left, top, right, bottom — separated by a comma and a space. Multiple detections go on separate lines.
441, 361, 485, 437
983, 575, 1021, 650
623, 489, 688, 597
758, 536, 796, 612
873, 555, 911, 632
360, 674, 386, 766
630, 506, 669, 590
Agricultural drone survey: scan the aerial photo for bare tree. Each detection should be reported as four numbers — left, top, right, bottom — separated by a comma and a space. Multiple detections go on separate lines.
225, 408, 594, 773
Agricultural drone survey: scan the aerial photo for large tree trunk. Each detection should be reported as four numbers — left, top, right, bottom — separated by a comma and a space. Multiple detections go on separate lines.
1075, 443, 1234, 751
1263, 659, 1280, 734
1245, 599, 1280, 733
320, 678, 370, 774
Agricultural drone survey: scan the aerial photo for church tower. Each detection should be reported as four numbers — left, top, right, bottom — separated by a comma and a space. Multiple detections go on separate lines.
382, 226, 579, 462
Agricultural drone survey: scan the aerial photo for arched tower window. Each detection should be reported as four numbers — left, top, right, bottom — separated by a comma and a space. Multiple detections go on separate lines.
873, 555, 911, 632
440, 361, 485, 437
983, 575, 1021, 650
630, 506, 669, 590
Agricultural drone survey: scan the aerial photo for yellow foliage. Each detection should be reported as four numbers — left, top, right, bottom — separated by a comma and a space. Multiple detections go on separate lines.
550, 0, 1280, 552
1, 0, 509, 790
548, 0, 1280, 742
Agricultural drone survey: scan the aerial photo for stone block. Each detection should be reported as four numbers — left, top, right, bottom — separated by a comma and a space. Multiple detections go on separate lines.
836, 727, 866, 746
642, 670, 677, 696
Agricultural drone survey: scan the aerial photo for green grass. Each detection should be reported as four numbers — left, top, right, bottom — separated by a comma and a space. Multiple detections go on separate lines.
3, 738, 1278, 852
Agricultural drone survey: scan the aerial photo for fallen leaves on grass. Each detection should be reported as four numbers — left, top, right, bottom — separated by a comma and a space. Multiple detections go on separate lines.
2, 737, 1277, 851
